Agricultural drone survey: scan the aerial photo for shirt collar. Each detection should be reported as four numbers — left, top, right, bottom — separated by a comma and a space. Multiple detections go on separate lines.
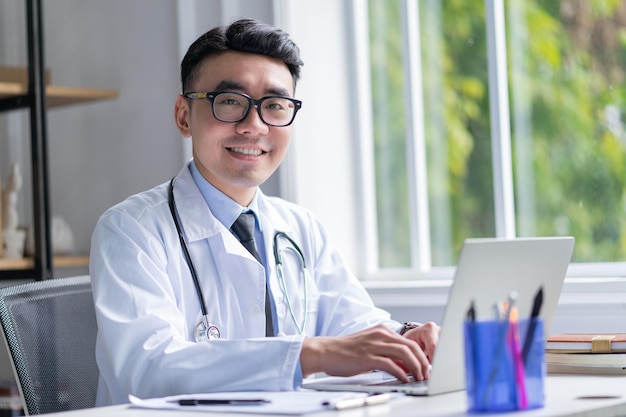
189, 161, 263, 232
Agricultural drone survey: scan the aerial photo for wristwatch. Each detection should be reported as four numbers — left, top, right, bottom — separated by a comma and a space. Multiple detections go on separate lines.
399, 322, 421, 336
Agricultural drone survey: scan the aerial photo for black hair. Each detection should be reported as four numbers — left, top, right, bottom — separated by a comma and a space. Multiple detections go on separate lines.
181, 18, 303, 93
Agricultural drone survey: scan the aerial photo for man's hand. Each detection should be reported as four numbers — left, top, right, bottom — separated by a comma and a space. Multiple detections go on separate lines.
401, 321, 439, 363
300, 322, 439, 383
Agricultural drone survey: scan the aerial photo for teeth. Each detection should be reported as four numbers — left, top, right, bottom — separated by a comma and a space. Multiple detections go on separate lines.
230, 147, 262, 156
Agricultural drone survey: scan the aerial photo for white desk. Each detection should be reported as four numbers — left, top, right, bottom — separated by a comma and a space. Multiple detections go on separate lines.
45, 375, 626, 417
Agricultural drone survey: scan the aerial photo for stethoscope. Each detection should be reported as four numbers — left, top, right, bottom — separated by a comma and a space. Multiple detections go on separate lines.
167, 177, 309, 342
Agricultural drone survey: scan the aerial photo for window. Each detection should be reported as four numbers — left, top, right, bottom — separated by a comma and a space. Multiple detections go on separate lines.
355, 0, 626, 277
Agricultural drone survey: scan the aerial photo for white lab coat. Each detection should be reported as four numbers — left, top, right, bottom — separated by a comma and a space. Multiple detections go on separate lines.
90, 163, 399, 405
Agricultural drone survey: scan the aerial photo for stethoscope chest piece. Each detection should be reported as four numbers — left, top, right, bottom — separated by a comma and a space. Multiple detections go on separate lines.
194, 317, 221, 341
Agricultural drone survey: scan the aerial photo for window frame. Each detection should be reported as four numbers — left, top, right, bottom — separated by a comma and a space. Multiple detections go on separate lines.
349, 0, 626, 280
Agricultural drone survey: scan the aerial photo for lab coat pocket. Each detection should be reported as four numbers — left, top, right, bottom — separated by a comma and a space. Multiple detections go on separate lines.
303, 288, 320, 335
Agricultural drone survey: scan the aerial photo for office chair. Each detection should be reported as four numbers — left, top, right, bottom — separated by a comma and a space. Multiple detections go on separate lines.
0, 275, 98, 415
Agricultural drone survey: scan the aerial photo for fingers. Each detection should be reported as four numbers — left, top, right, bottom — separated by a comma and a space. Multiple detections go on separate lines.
392, 337, 430, 381
356, 341, 427, 383
422, 321, 440, 361
402, 321, 440, 362
365, 325, 430, 378
366, 355, 413, 383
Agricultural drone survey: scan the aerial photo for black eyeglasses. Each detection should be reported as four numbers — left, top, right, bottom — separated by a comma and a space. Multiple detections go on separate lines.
184, 91, 302, 127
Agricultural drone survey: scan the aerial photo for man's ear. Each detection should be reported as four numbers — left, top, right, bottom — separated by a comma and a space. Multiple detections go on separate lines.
174, 95, 192, 137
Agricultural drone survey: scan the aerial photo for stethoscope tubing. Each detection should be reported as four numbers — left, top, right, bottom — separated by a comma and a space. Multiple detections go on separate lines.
273, 231, 306, 269
168, 177, 209, 318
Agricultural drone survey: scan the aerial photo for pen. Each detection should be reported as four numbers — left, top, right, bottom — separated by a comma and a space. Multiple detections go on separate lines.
522, 286, 543, 366
466, 300, 479, 402
171, 398, 271, 406
466, 300, 476, 322
324, 393, 391, 410
508, 303, 528, 409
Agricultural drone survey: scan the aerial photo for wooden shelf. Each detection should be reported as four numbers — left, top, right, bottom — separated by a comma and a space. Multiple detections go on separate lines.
54, 256, 90, 268
0, 81, 118, 107
0, 258, 32, 270
0, 256, 89, 270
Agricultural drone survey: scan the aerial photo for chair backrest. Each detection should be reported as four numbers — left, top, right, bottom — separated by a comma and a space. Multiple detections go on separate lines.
0, 275, 98, 415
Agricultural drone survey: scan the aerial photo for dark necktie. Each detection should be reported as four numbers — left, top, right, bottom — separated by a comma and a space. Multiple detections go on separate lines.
231, 212, 275, 337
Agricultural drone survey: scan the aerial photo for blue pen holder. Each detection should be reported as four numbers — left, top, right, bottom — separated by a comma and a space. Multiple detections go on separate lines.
464, 318, 545, 413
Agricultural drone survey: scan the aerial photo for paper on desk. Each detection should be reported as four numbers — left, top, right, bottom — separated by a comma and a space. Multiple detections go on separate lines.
129, 390, 370, 415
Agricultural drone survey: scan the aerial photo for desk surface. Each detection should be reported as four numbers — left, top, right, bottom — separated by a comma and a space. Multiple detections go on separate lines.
46, 375, 626, 417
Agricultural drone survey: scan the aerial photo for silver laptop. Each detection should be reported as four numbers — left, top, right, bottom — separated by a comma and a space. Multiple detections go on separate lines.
303, 237, 575, 396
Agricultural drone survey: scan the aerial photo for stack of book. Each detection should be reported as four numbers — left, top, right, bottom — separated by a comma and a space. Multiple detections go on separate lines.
545, 333, 626, 375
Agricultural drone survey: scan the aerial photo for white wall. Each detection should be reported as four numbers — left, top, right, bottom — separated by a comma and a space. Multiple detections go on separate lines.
44, 0, 183, 256
285, 1, 361, 269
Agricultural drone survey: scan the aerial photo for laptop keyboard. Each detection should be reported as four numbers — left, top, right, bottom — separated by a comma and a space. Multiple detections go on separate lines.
371, 376, 428, 388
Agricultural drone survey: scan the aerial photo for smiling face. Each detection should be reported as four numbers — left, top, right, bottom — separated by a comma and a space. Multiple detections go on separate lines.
174, 50, 296, 206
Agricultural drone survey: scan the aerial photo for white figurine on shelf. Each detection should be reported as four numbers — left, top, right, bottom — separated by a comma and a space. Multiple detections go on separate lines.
2, 163, 26, 258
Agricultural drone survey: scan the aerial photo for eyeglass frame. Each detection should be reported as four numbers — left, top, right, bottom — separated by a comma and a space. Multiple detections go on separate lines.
183, 91, 303, 127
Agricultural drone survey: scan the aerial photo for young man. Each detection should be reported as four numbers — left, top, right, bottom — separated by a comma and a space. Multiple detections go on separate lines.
90, 18, 438, 406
